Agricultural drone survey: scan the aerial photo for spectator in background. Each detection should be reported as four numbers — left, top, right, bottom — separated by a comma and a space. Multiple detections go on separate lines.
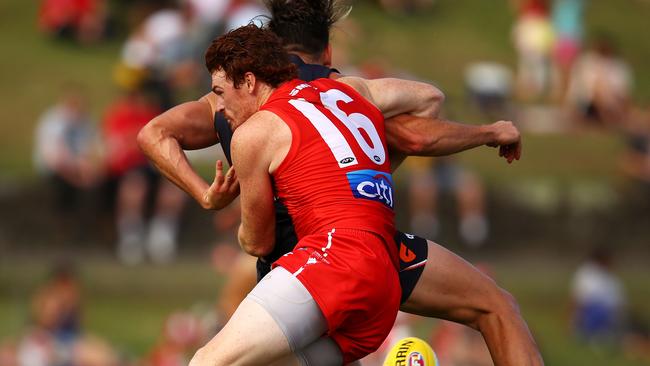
17, 262, 82, 366
565, 35, 633, 127
103, 88, 186, 265
465, 61, 515, 120
620, 107, 650, 187
33, 85, 102, 243
222, 0, 268, 32
145, 312, 203, 366
71, 335, 120, 366
408, 157, 489, 248
38, 0, 109, 44
116, 3, 191, 111
571, 247, 626, 345
0, 339, 17, 366
550, 0, 586, 102
511, 0, 555, 101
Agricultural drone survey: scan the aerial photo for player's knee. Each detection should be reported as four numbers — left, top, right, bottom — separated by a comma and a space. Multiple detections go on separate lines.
480, 286, 524, 327
496, 287, 522, 315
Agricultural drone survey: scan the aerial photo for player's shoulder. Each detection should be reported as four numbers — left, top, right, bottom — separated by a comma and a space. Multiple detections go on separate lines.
330, 76, 373, 102
233, 111, 286, 147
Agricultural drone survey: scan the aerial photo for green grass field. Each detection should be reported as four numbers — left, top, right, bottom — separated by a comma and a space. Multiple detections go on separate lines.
1, 257, 648, 365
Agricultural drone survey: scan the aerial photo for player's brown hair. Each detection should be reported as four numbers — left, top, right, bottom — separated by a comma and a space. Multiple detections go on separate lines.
205, 24, 298, 88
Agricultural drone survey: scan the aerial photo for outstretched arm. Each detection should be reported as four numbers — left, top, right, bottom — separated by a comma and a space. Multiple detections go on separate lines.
338, 76, 521, 167
137, 94, 239, 209
385, 115, 522, 163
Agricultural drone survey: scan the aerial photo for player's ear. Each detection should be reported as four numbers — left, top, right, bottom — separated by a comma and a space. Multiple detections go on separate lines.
244, 72, 255, 93
323, 44, 333, 67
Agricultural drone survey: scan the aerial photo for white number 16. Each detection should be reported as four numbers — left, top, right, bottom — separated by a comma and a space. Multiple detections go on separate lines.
289, 89, 386, 168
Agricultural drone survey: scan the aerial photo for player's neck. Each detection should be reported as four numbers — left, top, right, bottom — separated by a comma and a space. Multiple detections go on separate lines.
290, 51, 326, 66
255, 83, 276, 110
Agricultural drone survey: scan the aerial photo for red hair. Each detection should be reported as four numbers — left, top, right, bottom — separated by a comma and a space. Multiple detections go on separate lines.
205, 24, 298, 88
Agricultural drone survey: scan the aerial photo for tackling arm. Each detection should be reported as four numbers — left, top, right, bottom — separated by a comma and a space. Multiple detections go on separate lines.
338, 76, 522, 166
385, 115, 522, 163
231, 113, 276, 257
339, 76, 444, 119
137, 94, 239, 210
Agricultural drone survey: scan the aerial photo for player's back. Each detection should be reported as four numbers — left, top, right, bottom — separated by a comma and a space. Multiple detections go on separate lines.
263, 78, 396, 255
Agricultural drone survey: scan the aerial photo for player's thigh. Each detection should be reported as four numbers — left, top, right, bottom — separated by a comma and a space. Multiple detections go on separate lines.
270, 336, 344, 366
400, 240, 500, 325
193, 266, 327, 365
191, 297, 291, 366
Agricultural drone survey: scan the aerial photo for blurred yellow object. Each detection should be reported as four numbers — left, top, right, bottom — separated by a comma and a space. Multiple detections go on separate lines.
383, 337, 439, 366
113, 62, 148, 91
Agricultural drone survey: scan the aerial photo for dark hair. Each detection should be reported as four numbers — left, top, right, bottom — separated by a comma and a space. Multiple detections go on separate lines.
264, 0, 350, 57
205, 24, 298, 88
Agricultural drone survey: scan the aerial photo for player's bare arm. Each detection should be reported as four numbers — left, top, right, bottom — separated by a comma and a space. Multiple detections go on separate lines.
385, 115, 522, 163
338, 76, 444, 118
231, 111, 287, 257
137, 94, 239, 209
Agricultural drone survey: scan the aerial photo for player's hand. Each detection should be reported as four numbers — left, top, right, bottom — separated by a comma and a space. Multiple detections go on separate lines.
202, 160, 240, 210
487, 120, 522, 164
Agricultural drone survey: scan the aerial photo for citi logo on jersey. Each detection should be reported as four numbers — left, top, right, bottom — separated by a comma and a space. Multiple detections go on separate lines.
346, 169, 394, 209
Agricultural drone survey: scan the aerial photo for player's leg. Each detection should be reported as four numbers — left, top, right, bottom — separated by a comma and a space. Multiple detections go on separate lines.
190, 266, 328, 365
400, 239, 544, 365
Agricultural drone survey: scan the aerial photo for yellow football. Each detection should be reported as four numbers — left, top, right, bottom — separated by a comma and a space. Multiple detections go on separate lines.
382, 337, 439, 366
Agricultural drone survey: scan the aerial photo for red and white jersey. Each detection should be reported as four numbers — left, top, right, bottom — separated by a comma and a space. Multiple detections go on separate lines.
263, 78, 396, 257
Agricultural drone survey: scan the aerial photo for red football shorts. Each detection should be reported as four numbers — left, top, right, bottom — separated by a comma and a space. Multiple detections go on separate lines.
274, 228, 400, 363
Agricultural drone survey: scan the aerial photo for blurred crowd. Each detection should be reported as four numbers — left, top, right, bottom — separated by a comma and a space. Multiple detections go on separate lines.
3, 255, 647, 366
33, 0, 270, 265
510, 0, 650, 189
20, 0, 650, 365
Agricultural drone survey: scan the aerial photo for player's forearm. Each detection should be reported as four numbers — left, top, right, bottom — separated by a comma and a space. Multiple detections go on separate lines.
385, 115, 496, 156
237, 223, 274, 257
138, 122, 211, 207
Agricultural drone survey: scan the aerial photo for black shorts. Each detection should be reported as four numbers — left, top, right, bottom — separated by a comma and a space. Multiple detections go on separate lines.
394, 231, 428, 304
256, 202, 428, 305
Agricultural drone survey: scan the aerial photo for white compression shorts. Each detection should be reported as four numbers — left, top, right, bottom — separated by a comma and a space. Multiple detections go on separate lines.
247, 266, 344, 366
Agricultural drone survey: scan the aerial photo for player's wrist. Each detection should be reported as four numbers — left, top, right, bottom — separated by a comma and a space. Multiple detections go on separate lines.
481, 124, 499, 146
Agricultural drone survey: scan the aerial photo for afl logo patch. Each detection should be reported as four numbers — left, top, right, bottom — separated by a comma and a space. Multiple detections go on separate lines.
340, 157, 355, 164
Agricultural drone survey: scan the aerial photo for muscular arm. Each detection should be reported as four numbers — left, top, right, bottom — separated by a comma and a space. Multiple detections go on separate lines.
138, 94, 239, 209
339, 76, 444, 119
385, 115, 522, 162
338, 76, 521, 167
231, 112, 277, 257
